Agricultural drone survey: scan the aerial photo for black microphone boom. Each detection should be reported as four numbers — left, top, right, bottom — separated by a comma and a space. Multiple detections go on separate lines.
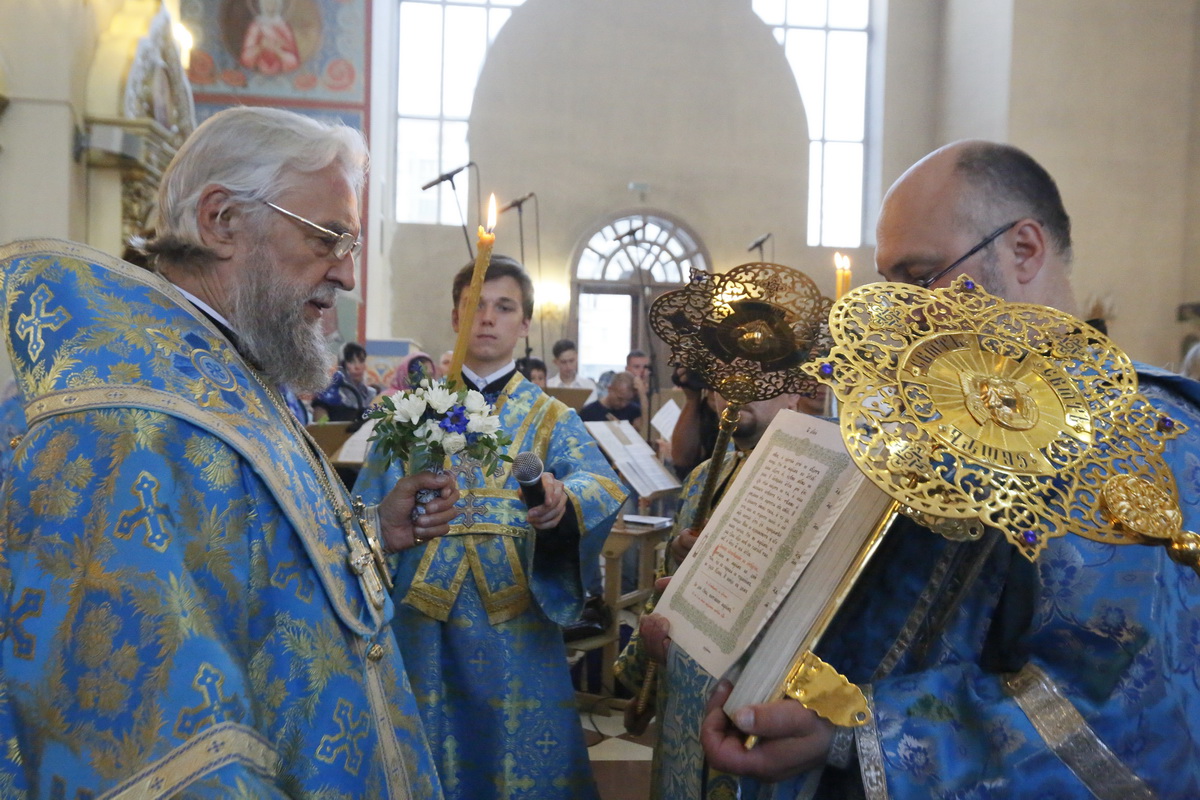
512, 451, 546, 508
499, 192, 535, 214
421, 161, 474, 191
747, 232, 772, 252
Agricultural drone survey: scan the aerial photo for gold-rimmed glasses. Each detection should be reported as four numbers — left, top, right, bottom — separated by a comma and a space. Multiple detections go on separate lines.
265, 201, 362, 260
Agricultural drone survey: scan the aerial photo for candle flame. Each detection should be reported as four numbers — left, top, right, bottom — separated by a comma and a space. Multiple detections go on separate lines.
486, 194, 497, 233
834, 252, 850, 271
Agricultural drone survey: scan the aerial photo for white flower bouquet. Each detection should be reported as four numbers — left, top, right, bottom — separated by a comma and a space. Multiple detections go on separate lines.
367, 379, 512, 477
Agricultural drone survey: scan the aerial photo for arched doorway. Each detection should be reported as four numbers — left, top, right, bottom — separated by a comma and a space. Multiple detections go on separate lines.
570, 211, 709, 395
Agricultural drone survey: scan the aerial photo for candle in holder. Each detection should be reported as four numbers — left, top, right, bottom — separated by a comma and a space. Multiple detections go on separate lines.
448, 193, 498, 384
834, 252, 852, 299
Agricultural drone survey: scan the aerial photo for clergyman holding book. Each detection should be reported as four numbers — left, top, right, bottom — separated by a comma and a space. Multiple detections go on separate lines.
615, 390, 822, 796
644, 141, 1200, 799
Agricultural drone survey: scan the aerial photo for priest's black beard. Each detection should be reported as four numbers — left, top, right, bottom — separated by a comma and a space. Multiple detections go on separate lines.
229, 239, 336, 394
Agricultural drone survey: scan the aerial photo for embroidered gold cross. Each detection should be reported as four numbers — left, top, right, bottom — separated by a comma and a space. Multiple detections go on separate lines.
315, 698, 370, 775
270, 560, 315, 602
15, 285, 70, 361
9, 588, 44, 660
115, 472, 172, 551
175, 664, 243, 737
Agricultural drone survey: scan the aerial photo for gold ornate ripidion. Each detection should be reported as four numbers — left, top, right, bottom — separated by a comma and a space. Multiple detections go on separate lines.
650, 262, 832, 405
804, 276, 1198, 564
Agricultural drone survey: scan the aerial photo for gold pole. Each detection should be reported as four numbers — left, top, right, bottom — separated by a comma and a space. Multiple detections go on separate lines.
691, 403, 741, 531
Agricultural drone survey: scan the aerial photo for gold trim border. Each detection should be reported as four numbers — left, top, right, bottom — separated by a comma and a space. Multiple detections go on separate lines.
97, 722, 277, 800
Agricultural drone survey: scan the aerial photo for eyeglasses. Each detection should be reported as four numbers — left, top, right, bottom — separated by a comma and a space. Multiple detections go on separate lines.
915, 220, 1020, 288
264, 201, 362, 260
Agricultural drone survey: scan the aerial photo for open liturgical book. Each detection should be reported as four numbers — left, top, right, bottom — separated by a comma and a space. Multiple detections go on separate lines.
584, 419, 681, 498
655, 409, 894, 727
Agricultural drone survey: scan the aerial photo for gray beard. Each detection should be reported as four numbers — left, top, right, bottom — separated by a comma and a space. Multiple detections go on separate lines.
228, 241, 336, 394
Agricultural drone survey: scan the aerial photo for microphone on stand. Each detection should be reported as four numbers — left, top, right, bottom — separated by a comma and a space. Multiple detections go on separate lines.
747, 232, 772, 252
421, 162, 474, 191
499, 192, 535, 214
512, 451, 546, 508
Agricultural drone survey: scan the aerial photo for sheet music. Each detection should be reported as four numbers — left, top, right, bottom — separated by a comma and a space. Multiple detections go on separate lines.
585, 420, 681, 497
651, 398, 681, 441
334, 418, 378, 465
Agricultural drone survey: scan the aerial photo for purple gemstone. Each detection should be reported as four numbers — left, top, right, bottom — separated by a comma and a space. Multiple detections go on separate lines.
819, 362, 834, 376
1021, 529, 1037, 545
963, 280, 976, 290
1158, 416, 1175, 432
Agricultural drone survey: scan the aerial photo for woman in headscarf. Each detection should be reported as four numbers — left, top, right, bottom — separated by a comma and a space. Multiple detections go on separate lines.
388, 350, 436, 395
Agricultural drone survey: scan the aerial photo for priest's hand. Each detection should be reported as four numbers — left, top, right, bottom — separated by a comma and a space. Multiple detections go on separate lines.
670, 527, 700, 563
639, 608, 672, 665
526, 473, 567, 530
700, 679, 834, 783
377, 470, 459, 550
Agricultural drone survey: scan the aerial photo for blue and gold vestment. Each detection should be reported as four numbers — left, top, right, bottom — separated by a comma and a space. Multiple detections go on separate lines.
0, 239, 442, 799
642, 370, 1200, 799
355, 375, 627, 800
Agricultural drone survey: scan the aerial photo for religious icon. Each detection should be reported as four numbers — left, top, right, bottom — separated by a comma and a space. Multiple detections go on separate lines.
240, 0, 301, 74
219, 0, 322, 78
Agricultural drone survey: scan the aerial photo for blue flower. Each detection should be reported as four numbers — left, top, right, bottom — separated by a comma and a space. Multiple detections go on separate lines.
439, 405, 469, 434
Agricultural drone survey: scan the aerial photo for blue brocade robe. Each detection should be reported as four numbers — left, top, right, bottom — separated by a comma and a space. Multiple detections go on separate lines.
355, 375, 627, 800
0, 239, 442, 799
651, 369, 1200, 799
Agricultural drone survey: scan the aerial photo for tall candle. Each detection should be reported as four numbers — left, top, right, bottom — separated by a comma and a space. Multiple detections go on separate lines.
448, 193, 498, 384
834, 252, 852, 299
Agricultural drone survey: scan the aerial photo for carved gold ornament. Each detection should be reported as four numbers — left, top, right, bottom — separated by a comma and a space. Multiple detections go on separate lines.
805, 276, 1196, 565
650, 262, 831, 405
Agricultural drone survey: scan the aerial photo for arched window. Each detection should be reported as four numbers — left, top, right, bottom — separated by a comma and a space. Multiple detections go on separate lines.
389, 0, 871, 245
571, 212, 709, 381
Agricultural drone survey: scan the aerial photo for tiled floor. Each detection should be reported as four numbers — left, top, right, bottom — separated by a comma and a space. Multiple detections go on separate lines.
572, 611, 657, 799
580, 699, 656, 800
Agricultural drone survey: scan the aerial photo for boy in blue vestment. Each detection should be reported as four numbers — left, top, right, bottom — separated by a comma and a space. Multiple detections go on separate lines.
355, 256, 627, 800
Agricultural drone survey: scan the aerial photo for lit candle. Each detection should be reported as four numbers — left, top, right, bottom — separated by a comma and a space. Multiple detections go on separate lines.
448, 193, 498, 384
834, 252, 852, 299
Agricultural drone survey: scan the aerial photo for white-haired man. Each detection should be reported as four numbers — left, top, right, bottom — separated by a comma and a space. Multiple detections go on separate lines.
0, 107, 458, 797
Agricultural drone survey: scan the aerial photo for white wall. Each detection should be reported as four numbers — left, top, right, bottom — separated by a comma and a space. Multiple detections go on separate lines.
378, 0, 879, 360
1006, 0, 1198, 366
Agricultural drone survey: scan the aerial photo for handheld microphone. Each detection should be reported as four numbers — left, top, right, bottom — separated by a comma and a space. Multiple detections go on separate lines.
499, 192, 535, 214
421, 162, 473, 191
747, 232, 772, 252
512, 451, 546, 508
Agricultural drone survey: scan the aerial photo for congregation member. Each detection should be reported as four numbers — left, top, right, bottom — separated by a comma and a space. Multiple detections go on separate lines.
388, 349, 436, 394
580, 371, 643, 429
312, 340, 378, 421
438, 348, 454, 378
0, 106, 460, 797
546, 337, 598, 402
648, 140, 1200, 798
354, 255, 627, 800
624, 350, 653, 438
516, 354, 548, 387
